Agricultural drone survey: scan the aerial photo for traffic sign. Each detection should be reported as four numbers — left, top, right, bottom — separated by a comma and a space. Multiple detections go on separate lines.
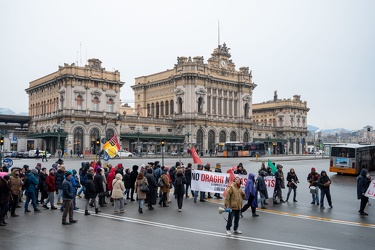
3, 158, 13, 168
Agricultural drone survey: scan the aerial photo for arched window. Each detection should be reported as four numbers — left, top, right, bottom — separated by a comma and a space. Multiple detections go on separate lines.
107, 98, 113, 112
165, 101, 169, 115
73, 127, 84, 155
198, 97, 204, 114
151, 103, 155, 117
106, 128, 115, 141
170, 100, 174, 114
244, 103, 250, 118
93, 97, 99, 111
147, 104, 151, 116
196, 129, 204, 153
208, 130, 215, 150
243, 132, 249, 143
177, 97, 183, 114
90, 128, 100, 154
76, 95, 82, 110
156, 102, 159, 118
234, 100, 238, 116
230, 131, 236, 141
219, 130, 226, 143
160, 102, 164, 116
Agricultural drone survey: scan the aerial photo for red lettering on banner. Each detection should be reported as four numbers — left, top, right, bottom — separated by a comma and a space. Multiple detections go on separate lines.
201, 174, 224, 184
265, 179, 275, 188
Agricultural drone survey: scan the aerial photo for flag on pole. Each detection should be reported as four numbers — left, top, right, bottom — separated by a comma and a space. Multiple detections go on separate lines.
223, 166, 237, 197
102, 134, 121, 159
268, 159, 277, 174
190, 147, 202, 164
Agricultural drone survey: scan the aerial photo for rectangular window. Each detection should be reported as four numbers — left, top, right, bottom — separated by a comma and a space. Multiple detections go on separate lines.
156, 128, 161, 132
168, 129, 173, 133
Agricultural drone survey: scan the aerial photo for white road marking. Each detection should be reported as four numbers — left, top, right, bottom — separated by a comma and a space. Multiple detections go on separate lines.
75, 210, 335, 250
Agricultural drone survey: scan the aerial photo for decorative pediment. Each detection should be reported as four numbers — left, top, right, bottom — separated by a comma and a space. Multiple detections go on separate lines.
175, 88, 185, 95
243, 95, 251, 102
196, 88, 207, 95
91, 90, 102, 96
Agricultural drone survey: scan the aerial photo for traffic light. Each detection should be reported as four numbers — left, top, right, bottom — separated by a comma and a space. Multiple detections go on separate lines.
161, 139, 165, 147
0, 136, 3, 146
96, 138, 100, 146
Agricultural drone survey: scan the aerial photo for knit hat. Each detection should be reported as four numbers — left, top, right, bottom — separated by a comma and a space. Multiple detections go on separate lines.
65, 171, 72, 177
311, 167, 316, 172
23, 165, 29, 170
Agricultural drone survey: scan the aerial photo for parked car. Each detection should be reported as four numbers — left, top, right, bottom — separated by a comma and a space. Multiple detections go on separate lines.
28, 150, 51, 158
3, 152, 12, 157
170, 151, 178, 156
115, 150, 133, 158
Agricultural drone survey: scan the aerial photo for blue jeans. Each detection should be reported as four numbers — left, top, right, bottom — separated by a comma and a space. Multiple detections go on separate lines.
25, 191, 37, 210
57, 189, 63, 203
78, 185, 85, 195
226, 210, 240, 231
311, 188, 319, 204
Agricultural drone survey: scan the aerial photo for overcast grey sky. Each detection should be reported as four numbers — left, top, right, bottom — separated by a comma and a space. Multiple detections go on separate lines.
1, 0, 374, 130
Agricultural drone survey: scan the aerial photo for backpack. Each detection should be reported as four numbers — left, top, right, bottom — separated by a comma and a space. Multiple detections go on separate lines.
23, 175, 30, 189
157, 177, 164, 187
175, 177, 183, 188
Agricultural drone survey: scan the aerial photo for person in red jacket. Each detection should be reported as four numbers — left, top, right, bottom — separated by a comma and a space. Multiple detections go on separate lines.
43, 168, 57, 210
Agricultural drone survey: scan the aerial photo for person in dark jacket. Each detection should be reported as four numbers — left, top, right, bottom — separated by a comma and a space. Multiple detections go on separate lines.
39, 167, 48, 208
184, 163, 192, 198
84, 173, 99, 215
273, 165, 285, 204
357, 168, 371, 215
124, 168, 131, 200
55, 166, 66, 205
129, 165, 138, 201
94, 168, 105, 207
24, 169, 41, 213
175, 170, 186, 212
213, 163, 223, 199
286, 168, 299, 202
256, 170, 268, 208
145, 168, 158, 210
0, 175, 11, 226
61, 171, 77, 225
317, 170, 332, 209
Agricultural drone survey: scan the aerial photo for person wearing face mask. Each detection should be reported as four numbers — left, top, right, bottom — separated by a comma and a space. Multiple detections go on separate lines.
224, 177, 245, 235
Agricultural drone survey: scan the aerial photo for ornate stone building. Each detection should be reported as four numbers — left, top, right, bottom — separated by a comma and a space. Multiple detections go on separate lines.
252, 91, 309, 154
130, 43, 256, 153
25, 59, 124, 155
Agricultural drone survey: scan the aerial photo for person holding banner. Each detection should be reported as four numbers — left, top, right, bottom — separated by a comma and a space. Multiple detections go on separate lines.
225, 177, 245, 235
273, 164, 285, 204
256, 170, 269, 209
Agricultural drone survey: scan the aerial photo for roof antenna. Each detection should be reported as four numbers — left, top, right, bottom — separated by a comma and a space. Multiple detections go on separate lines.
218, 20, 220, 46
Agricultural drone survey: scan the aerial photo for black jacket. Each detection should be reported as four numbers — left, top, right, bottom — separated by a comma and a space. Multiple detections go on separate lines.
94, 174, 104, 193
84, 175, 97, 199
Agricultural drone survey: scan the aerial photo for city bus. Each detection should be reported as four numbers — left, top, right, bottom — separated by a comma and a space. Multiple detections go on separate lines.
244, 142, 266, 157
329, 144, 375, 175
216, 141, 250, 157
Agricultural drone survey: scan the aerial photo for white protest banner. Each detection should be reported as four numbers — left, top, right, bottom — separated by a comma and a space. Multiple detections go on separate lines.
190, 170, 275, 195
191, 170, 229, 193
264, 176, 275, 197
365, 180, 375, 199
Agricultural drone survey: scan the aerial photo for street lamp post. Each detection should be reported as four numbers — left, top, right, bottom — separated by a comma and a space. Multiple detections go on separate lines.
161, 139, 165, 167
57, 121, 64, 157
104, 113, 120, 142
136, 128, 141, 157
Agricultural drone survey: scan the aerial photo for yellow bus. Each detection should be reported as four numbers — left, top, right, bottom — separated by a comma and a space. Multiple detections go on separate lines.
329, 144, 375, 175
